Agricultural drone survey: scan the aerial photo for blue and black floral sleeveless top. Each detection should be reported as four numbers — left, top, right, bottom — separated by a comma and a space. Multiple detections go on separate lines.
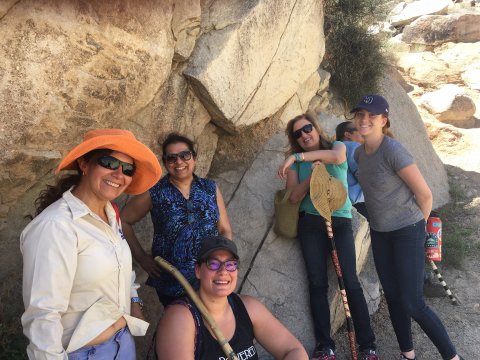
147, 174, 219, 296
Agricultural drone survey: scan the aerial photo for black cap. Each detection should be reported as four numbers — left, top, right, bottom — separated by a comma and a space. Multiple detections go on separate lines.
198, 235, 239, 261
350, 94, 389, 116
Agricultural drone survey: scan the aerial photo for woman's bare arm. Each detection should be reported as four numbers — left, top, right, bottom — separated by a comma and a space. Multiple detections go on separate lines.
397, 163, 433, 221
216, 185, 233, 240
242, 295, 308, 360
155, 304, 196, 360
120, 192, 162, 277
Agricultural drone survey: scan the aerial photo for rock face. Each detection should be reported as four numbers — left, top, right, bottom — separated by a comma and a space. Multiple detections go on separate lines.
402, 14, 480, 45
184, 0, 324, 132
421, 85, 476, 128
0, 0, 176, 236
391, 0, 480, 131
388, 0, 451, 27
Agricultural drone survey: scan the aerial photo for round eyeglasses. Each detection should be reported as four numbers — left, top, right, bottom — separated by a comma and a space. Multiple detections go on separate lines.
205, 259, 239, 272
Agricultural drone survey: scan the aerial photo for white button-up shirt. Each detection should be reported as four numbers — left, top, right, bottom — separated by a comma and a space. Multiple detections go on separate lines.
21, 189, 149, 360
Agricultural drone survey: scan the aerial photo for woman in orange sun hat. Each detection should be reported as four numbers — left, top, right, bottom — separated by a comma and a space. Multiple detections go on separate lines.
21, 129, 161, 359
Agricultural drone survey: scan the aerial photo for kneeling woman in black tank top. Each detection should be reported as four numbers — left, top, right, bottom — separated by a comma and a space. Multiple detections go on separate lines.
155, 235, 308, 360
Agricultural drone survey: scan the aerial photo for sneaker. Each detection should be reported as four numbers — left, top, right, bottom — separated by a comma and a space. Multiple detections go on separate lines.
399, 354, 416, 360
312, 347, 336, 360
360, 349, 379, 360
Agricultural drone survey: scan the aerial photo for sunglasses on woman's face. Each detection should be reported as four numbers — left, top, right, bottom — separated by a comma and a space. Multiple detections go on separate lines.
96, 155, 136, 177
205, 258, 239, 272
164, 150, 193, 164
293, 123, 313, 139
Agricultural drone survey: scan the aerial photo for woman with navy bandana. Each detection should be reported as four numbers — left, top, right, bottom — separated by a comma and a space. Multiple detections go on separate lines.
351, 94, 463, 360
121, 133, 232, 306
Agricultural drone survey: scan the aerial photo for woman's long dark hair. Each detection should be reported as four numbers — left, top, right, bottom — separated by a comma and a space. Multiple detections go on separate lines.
33, 149, 112, 217
285, 113, 333, 155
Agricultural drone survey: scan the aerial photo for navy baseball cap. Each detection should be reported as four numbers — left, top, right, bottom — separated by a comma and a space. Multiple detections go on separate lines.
198, 235, 239, 261
350, 95, 389, 115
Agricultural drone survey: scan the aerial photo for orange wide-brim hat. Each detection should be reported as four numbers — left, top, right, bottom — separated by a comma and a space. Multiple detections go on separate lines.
56, 128, 162, 195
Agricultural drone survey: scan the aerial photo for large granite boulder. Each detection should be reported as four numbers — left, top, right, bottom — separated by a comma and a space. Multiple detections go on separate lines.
0, 0, 176, 231
388, 0, 451, 27
184, 0, 325, 132
396, 52, 460, 88
402, 13, 480, 45
435, 41, 480, 74
462, 63, 480, 91
421, 85, 476, 128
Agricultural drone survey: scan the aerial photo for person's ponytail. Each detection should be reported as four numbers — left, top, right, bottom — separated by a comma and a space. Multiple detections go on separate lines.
383, 117, 394, 138
33, 174, 81, 216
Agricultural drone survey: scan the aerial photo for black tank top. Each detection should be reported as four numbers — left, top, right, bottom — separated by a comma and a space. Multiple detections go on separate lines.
179, 293, 259, 360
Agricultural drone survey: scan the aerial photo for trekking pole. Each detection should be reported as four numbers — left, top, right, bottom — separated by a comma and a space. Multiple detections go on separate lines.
325, 221, 358, 360
154, 256, 239, 360
310, 164, 358, 360
429, 260, 461, 306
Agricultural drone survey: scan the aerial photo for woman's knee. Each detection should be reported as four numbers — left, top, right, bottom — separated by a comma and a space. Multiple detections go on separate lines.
308, 272, 329, 289
403, 298, 429, 319
343, 276, 363, 292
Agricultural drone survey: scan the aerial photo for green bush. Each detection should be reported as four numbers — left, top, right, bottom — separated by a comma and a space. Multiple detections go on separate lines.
323, 0, 389, 107
437, 174, 473, 269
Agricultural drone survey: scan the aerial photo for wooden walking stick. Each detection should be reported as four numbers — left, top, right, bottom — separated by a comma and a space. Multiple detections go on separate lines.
325, 220, 358, 360
154, 256, 239, 360
310, 164, 358, 360
429, 260, 461, 306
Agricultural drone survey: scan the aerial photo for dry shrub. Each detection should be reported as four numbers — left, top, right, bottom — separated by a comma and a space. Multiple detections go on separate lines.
323, 0, 389, 107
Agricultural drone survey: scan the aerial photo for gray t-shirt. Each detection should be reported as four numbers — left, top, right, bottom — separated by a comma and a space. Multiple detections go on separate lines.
354, 136, 424, 232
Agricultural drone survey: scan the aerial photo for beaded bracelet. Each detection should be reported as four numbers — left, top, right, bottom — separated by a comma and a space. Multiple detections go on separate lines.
294, 153, 304, 162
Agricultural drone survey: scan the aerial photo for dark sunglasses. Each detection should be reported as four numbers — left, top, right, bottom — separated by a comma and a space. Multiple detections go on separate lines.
293, 123, 313, 139
96, 155, 136, 177
205, 259, 239, 272
164, 150, 193, 164
347, 127, 357, 133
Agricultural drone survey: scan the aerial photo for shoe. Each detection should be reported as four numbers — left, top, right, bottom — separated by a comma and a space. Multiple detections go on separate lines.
360, 349, 379, 360
311, 347, 335, 360
399, 354, 416, 360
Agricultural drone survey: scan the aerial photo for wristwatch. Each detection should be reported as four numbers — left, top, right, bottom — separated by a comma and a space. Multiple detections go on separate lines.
131, 297, 144, 309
